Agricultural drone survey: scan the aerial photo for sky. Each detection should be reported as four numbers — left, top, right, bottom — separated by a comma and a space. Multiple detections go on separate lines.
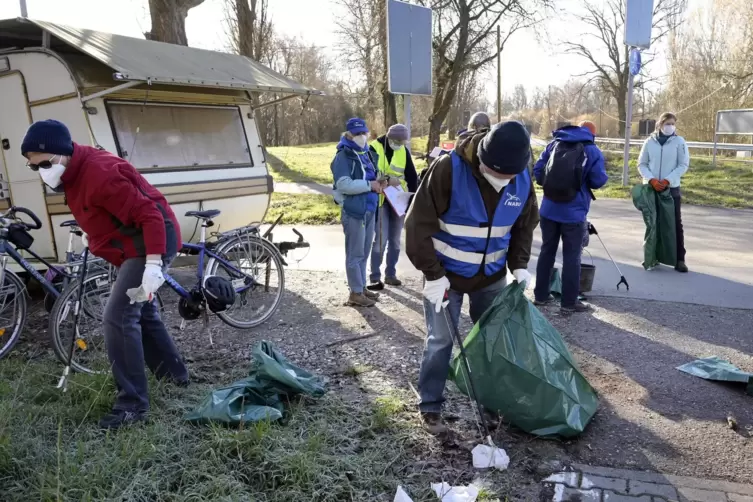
1, 0, 708, 101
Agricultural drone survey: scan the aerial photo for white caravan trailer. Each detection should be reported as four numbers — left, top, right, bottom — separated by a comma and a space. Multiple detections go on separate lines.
0, 18, 321, 264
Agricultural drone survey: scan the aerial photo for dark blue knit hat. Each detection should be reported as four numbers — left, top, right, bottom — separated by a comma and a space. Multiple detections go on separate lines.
478, 121, 530, 175
21, 119, 74, 157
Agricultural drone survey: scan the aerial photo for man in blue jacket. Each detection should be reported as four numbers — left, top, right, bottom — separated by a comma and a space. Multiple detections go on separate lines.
533, 121, 608, 313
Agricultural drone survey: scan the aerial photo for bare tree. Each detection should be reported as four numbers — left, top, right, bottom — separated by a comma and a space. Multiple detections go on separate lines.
418, 0, 548, 154
563, 0, 687, 135
512, 84, 528, 111
145, 0, 205, 45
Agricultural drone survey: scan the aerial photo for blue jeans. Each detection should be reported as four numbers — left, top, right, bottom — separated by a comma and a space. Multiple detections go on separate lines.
103, 256, 188, 412
369, 204, 405, 282
417, 277, 507, 413
341, 209, 376, 294
534, 216, 583, 308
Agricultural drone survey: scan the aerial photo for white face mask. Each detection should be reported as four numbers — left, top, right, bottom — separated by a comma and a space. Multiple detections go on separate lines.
39, 155, 67, 189
388, 140, 405, 151
352, 134, 368, 149
661, 124, 676, 136
481, 165, 511, 192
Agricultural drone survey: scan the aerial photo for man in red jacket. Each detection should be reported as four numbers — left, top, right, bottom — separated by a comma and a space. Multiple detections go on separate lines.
22, 119, 188, 430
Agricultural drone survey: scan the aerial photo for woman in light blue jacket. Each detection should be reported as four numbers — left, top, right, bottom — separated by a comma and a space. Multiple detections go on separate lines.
637, 112, 690, 272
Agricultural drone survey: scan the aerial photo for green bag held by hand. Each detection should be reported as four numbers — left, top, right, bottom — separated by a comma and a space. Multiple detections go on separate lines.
631, 184, 677, 269
185, 341, 326, 426
448, 281, 599, 437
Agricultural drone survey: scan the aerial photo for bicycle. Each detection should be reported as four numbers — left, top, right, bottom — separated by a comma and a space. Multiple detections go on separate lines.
0, 206, 111, 359
49, 208, 296, 374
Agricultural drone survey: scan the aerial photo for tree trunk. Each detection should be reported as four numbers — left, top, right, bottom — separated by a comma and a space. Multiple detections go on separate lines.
616, 87, 627, 137
427, 117, 443, 155
146, 0, 204, 45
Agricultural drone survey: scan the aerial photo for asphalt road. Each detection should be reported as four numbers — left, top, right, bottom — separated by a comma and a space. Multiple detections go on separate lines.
273, 198, 753, 309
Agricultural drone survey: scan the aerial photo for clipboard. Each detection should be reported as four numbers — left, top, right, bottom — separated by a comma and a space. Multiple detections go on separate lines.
383, 186, 414, 217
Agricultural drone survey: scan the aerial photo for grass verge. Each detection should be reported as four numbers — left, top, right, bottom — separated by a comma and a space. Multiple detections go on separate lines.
267, 192, 340, 225
0, 356, 499, 502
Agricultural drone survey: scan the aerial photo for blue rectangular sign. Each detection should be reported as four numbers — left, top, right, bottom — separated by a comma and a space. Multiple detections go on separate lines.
624, 0, 654, 49
387, 0, 433, 95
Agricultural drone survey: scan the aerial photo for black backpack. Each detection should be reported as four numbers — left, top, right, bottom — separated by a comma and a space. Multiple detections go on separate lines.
542, 141, 588, 203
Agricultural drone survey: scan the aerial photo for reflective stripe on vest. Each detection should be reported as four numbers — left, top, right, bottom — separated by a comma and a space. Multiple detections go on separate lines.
432, 151, 530, 278
370, 139, 408, 206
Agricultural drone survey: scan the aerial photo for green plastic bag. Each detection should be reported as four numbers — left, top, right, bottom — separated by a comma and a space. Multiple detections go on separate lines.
631, 184, 677, 269
448, 282, 598, 437
185, 341, 326, 425
677, 356, 753, 395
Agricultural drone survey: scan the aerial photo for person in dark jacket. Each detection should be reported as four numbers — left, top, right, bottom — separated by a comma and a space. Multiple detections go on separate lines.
367, 124, 418, 290
22, 119, 187, 430
405, 121, 540, 434
330, 117, 385, 307
532, 122, 608, 314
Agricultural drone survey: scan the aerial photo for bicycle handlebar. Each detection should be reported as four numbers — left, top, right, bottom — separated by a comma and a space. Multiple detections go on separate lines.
10, 206, 43, 230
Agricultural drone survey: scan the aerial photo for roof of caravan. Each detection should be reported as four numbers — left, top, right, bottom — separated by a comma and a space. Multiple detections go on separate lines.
0, 18, 323, 95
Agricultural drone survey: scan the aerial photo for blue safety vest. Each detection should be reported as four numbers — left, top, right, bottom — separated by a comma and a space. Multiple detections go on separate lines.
433, 151, 530, 278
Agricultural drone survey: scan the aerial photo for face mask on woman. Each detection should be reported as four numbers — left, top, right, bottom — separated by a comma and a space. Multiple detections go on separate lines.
352, 134, 368, 149
388, 140, 405, 151
661, 124, 676, 136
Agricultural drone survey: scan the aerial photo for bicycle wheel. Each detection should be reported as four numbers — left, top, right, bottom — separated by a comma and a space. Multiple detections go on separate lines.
206, 234, 285, 329
0, 270, 27, 360
48, 269, 118, 375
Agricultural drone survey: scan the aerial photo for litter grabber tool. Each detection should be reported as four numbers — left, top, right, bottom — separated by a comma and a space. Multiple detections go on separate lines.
57, 246, 90, 392
588, 223, 629, 291
441, 294, 508, 469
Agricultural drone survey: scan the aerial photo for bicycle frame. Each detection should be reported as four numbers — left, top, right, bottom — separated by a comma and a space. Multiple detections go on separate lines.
162, 241, 255, 298
0, 240, 61, 297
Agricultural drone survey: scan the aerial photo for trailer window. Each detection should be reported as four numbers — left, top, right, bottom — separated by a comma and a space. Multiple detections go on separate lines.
108, 103, 252, 169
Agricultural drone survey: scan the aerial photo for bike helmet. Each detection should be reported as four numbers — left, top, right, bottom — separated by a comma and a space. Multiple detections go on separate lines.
203, 275, 237, 313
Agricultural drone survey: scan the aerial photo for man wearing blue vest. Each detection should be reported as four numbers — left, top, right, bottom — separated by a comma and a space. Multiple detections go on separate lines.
405, 121, 539, 434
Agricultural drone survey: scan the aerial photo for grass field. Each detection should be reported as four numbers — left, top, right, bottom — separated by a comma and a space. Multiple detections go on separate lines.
266, 141, 753, 224
1, 356, 492, 502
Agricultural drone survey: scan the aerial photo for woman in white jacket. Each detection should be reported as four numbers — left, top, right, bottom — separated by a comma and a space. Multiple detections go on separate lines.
637, 112, 690, 273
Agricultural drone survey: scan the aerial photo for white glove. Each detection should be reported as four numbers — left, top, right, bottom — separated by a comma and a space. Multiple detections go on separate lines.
141, 261, 165, 297
512, 269, 531, 287
423, 276, 451, 313
81, 232, 89, 248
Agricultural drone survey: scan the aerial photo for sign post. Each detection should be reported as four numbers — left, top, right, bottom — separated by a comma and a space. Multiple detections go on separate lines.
621, 0, 654, 186
387, 0, 433, 144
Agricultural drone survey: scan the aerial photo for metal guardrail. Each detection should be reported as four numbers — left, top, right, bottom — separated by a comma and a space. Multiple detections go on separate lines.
595, 137, 753, 152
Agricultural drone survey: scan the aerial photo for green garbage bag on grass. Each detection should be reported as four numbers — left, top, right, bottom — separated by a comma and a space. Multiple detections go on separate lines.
448, 281, 598, 437
185, 341, 326, 425
631, 184, 677, 269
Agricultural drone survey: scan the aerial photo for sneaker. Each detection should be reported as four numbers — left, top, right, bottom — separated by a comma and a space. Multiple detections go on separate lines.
364, 289, 380, 300
99, 409, 147, 430
675, 261, 689, 273
533, 295, 555, 306
384, 276, 403, 287
561, 301, 591, 314
420, 411, 448, 435
347, 292, 376, 308
366, 281, 385, 291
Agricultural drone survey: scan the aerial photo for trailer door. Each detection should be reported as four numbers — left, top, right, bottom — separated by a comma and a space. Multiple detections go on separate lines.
0, 73, 57, 259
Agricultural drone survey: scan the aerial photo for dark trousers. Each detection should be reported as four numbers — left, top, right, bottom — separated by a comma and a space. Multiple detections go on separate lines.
534, 216, 583, 308
670, 187, 686, 262
103, 257, 188, 412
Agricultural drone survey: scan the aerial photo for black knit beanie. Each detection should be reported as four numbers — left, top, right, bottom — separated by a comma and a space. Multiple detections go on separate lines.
21, 119, 74, 157
478, 121, 530, 175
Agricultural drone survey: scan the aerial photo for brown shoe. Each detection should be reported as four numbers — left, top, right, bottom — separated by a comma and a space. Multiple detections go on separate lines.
384, 276, 402, 287
364, 289, 380, 300
347, 292, 375, 307
420, 412, 448, 435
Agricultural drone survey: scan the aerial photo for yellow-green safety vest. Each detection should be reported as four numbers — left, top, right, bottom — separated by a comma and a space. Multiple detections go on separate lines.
370, 139, 408, 206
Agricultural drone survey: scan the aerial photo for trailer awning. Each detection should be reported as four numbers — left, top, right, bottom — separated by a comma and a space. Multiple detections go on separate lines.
0, 18, 323, 96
